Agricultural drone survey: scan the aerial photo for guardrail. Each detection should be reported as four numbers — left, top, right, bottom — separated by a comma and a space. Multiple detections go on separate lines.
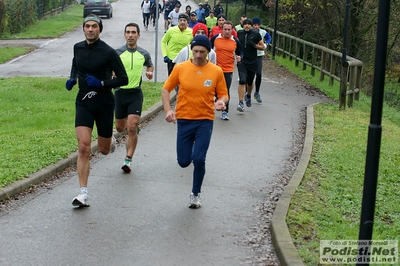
266, 28, 363, 109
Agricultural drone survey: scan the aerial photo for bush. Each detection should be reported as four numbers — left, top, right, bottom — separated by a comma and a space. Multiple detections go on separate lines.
0, 0, 5, 35
2, 0, 76, 36
3, 0, 37, 35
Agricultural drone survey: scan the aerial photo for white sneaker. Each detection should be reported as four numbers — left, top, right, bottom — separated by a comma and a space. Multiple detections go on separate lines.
221, 111, 229, 121
189, 193, 201, 209
72, 193, 89, 207
237, 101, 245, 112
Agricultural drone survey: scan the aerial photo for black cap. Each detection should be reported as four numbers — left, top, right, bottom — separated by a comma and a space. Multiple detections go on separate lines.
217, 14, 226, 20
178, 13, 189, 21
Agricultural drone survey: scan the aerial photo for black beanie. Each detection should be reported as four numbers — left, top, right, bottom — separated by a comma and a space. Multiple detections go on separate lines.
217, 14, 226, 20
191, 35, 211, 52
178, 13, 189, 21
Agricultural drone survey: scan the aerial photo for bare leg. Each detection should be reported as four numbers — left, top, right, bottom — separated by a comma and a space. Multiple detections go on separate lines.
75, 126, 92, 188
116, 114, 140, 158
238, 84, 246, 101
98, 135, 113, 155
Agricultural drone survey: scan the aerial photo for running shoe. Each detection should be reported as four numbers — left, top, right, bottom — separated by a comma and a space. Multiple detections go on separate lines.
245, 93, 252, 107
110, 136, 116, 153
72, 193, 89, 207
237, 101, 245, 112
254, 92, 263, 103
221, 111, 229, 121
121, 157, 132, 173
189, 193, 201, 209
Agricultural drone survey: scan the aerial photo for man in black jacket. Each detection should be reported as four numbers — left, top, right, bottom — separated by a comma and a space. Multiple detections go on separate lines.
236, 18, 264, 112
66, 15, 128, 207
213, 0, 223, 17
203, 0, 211, 17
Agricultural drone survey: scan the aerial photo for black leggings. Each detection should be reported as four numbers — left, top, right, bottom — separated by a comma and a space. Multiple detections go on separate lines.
255, 56, 263, 93
143, 13, 151, 27
223, 72, 233, 113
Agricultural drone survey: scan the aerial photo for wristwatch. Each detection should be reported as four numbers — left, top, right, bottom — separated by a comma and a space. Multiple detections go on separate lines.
101, 81, 104, 87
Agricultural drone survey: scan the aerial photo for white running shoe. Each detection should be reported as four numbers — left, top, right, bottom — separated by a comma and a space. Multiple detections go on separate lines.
237, 101, 245, 112
72, 193, 89, 207
121, 157, 132, 173
189, 193, 201, 209
221, 111, 229, 121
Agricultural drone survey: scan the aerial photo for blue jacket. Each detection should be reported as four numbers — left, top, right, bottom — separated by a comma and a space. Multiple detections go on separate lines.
195, 8, 206, 22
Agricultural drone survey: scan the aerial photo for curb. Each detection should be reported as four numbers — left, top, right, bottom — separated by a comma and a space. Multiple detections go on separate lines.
270, 103, 317, 266
0, 92, 176, 202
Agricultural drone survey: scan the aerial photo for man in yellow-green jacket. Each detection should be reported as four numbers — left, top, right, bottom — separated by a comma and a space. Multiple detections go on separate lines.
161, 13, 193, 75
115, 22, 154, 173
204, 10, 217, 36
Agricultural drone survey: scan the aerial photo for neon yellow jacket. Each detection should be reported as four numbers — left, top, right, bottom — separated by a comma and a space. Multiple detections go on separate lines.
161, 26, 193, 60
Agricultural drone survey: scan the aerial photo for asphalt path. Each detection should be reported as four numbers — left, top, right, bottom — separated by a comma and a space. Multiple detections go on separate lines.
0, 1, 326, 264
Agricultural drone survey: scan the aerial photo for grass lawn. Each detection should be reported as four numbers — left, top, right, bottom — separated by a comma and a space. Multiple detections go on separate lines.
1, 4, 84, 39
275, 56, 400, 265
0, 2, 165, 188
0, 46, 37, 64
0, 77, 163, 187
0, 4, 84, 63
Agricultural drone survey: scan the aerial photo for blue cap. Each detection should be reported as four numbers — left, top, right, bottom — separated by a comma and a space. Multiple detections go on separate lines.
252, 17, 261, 25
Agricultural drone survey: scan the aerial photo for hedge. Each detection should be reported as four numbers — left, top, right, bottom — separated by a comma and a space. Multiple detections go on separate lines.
1, 0, 75, 36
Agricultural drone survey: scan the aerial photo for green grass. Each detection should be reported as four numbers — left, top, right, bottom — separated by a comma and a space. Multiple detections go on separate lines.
277, 57, 400, 265
1, 4, 84, 39
0, 4, 84, 63
384, 78, 400, 109
0, 77, 163, 187
0, 46, 36, 64
0, 3, 164, 188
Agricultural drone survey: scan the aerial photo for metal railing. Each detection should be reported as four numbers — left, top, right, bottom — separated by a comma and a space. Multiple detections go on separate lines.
267, 27, 363, 109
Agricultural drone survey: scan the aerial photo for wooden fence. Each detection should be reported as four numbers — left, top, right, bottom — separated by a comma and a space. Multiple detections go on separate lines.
266, 28, 363, 109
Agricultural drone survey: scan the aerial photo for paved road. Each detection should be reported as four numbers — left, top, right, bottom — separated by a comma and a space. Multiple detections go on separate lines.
0, 1, 326, 264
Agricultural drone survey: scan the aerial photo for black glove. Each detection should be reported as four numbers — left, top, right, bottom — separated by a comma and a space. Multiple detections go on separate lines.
164, 56, 171, 63
65, 78, 76, 91
85, 74, 102, 88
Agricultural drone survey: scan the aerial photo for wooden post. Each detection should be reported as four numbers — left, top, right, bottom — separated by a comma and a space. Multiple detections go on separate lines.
311, 46, 316, 76
282, 34, 287, 59
295, 39, 300, 67
329, 53, 336, 86
355, 66, 362, 101
340, 63, 348, 110
320, 51, 325, 81
302, 43, 307, 71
